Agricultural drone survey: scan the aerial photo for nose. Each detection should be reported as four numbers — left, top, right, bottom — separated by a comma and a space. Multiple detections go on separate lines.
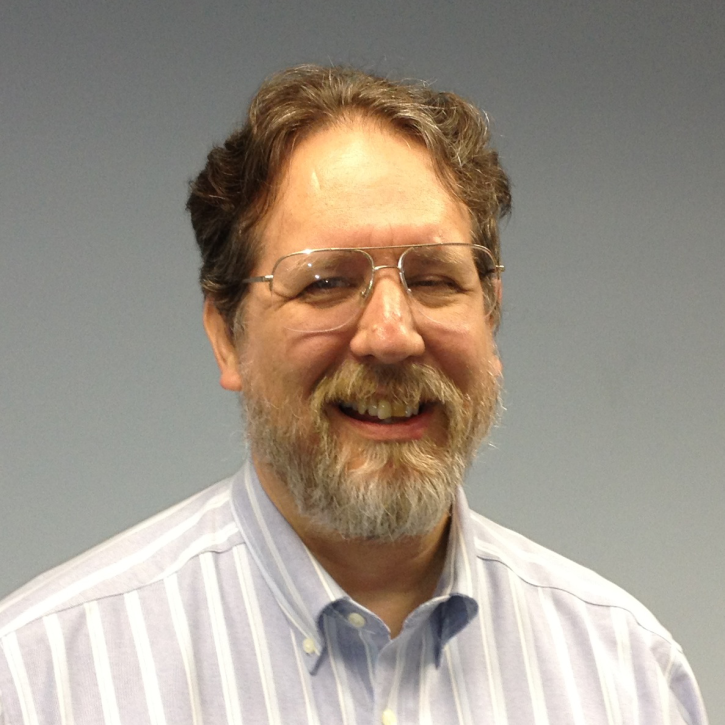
348, 271, 425, 364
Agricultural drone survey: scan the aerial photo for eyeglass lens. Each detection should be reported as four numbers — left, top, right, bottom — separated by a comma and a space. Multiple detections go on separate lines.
271, 244, 498, 333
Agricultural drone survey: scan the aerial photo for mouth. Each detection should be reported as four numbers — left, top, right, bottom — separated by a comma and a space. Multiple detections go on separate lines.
338, 398, 428, 424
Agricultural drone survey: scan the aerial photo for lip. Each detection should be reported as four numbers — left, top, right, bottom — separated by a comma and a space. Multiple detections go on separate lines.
328, 403, 435, 441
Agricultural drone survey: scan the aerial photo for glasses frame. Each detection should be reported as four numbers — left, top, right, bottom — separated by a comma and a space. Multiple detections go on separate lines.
242, 243, 504, 303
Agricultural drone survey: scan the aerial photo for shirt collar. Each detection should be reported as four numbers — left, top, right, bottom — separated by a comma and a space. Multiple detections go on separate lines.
231, 461, 342, 671
230, 461, 479, 671
426, 488, 480, 664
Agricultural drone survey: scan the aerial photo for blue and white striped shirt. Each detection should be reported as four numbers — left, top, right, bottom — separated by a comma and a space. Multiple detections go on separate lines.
0, 462, 708, 724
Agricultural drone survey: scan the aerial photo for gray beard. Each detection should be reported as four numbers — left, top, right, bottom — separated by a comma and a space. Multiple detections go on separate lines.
242, 361, 500, 541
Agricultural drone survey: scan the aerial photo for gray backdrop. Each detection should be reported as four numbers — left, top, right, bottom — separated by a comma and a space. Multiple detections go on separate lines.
2, 1, 722, 717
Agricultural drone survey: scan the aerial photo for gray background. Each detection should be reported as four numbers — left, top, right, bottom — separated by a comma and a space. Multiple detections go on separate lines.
2, 0, 722, 717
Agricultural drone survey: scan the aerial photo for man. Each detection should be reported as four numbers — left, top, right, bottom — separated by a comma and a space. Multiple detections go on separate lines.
0, 65, 708, 724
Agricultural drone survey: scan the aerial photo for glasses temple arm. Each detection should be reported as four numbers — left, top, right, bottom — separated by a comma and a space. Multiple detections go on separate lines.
241, 274, 274, 285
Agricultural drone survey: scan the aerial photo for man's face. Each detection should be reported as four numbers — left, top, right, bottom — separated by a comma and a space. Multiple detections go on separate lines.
207, 121, 502, 539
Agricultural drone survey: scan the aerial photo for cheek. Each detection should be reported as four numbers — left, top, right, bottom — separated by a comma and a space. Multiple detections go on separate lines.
426, 325, 498, 386
250, 327, 352, 396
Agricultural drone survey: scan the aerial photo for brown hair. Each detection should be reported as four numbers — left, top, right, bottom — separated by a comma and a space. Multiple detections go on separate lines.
186, 64, 511, 334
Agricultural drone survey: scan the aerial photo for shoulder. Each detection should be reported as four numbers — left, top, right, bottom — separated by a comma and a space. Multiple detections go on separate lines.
462, 510, 709, 724
467, 509, 672, 640
0, 475, 243, 638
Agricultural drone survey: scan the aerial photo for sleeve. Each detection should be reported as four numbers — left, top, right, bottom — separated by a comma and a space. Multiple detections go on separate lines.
667, 655, 710, 725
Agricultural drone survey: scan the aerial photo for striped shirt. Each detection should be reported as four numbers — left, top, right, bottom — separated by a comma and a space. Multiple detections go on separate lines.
0, 462, 708, 724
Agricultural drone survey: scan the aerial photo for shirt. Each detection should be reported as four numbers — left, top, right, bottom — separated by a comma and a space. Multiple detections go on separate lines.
0, 462, 709, 725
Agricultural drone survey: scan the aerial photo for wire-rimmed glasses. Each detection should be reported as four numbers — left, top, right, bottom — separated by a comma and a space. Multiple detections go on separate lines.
242, 243, 503, 333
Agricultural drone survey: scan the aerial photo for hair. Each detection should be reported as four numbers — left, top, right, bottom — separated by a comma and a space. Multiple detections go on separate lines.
186, 64, 512, 334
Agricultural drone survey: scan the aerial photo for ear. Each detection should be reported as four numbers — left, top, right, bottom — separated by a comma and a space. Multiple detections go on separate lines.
203, 299, 243, 391
490, 280, 503, 379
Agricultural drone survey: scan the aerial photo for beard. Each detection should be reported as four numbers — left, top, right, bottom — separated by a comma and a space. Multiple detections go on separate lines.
241, 360, 500, 541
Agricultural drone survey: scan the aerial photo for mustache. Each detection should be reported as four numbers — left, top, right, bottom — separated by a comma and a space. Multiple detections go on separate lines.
311, 361, 465, 410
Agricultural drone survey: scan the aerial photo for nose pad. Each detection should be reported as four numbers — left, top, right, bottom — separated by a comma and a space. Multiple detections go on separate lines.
361, 268, 414, 322
362, 262, 407, 299
349, 273, 425, 363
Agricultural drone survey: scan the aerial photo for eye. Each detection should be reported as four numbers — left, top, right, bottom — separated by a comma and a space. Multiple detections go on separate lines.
296, 275, 360, 304
407, 274, 466, 297
408, 274, 462, 289
302, 275, 349, 291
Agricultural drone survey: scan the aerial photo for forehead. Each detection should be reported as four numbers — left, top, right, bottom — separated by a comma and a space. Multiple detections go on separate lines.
256, 122, 472, 267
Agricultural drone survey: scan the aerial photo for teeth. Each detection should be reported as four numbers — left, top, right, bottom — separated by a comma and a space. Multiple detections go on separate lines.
340, 398, 422, 420
391, 401, 407, 417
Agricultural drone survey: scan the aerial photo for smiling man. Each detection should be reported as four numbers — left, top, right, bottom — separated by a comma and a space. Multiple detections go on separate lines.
0, 65, 709, 724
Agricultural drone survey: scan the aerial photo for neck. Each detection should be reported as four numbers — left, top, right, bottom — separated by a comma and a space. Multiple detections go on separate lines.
254, 456, 452, 638
303, 516, 451, 638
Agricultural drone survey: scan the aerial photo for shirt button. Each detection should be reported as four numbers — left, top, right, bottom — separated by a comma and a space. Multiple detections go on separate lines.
302, 637, 318, 655
347, 612, 366, 628
381, 709, 397, 725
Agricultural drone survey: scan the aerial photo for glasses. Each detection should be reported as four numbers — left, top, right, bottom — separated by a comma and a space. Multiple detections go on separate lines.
242, 243, 503, 333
